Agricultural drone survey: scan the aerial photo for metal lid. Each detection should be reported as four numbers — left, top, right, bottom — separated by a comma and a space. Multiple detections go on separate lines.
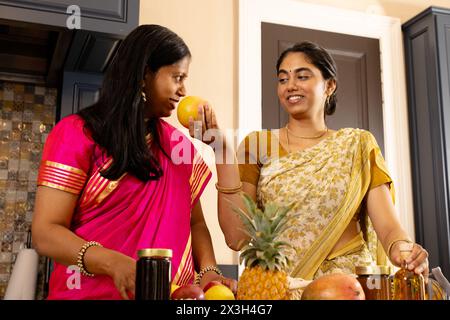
137, 248, 172, 258
355, 265, 391, 275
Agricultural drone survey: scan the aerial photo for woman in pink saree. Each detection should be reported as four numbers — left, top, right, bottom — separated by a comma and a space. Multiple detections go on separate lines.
31, 25, 235, 299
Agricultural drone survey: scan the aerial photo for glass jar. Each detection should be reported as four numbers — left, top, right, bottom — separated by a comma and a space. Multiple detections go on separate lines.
392, 243, 425, 300
355, 265, 391, 300
135, 248, 172, 300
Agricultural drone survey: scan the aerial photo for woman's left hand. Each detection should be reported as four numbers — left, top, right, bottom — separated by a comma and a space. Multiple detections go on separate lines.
390, 241, 429, 280
199, 270, 238, 295
188, 104, 221, 145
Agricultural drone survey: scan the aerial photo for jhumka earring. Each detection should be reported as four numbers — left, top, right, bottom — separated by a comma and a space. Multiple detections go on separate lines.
141, 90, 147, 102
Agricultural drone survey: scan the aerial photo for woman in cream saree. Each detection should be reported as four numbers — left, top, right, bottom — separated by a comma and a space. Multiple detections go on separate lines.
238, 127, 393, 298
211, 41, 429, 299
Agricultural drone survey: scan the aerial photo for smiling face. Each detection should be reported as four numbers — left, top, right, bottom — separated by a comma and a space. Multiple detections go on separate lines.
143, 56, 190, 119
277, 52, 335, 119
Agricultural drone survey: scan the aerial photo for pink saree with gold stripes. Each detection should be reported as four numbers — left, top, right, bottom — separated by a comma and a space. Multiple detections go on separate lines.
38, 115, 211, 299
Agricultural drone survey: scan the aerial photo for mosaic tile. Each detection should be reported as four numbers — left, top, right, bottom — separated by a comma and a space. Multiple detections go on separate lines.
35, 86, 45, 95
3, 100, 13, 111
8, 159, 19, 171
14, 84, 24, 94
0, 141, 8, 156
22, 110, 33, 123
0, 80, 56, 299
14, 94, 24, 103
16, 191, 27, 203
18, 171, 29, 181
3, 91, 13, 101
2, 231, 13, 243
12, 241, 23, 253
44, 95, 55, 106
13, 232, 25, 243
0, 252, 12, 263
0, 131, 11, 140
11, 128, 21, 141
0, 158, 7, 169
24, 93, 34, 104
1, 110, 11, 120
18, 180, 28, 191
28, 171, 38, 183
24, 85, 33, 94
11, 112, 21, 121
1, 120, 11, 131
7, 171, 18, 180
0, 273, 10, 282
1, 242, 12, 252
25, 212, 33, 223
0, 263, 11, 274
34, 95, 44, 104
27, 183, 36, 192
9, 141, 20, 157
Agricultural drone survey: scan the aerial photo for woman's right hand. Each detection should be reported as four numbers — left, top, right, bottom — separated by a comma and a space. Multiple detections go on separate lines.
106, 252, 136, 300
188, 104, 221, 145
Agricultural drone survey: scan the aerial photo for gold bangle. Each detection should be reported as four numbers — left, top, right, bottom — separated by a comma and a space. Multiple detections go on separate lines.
194, 265, 223, 285
387, 238, 412, 259
76, 241, 103, 277
215, 182, 242, 194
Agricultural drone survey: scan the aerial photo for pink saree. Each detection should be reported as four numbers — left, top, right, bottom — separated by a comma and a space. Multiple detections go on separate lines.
37, 115, 211, 299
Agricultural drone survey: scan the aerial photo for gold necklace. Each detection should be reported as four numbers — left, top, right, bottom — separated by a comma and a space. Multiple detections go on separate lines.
285, 124, 328, 139
285, 125, 328, 153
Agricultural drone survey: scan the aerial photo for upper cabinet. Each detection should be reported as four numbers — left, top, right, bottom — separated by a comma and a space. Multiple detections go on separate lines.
0, 0, 139, 36
402, 7, 450, 279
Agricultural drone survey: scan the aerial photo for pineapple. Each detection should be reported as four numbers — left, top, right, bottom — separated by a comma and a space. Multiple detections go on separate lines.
234, 193, 296, 300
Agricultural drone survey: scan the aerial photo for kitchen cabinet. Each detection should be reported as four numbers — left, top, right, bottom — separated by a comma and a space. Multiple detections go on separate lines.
403, 6, 450, 278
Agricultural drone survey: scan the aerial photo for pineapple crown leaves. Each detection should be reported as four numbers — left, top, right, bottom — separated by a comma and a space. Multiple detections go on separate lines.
229, 193, 298, 271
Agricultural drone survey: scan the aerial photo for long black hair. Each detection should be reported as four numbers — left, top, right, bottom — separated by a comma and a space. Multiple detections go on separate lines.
276, 41, 338, 115
78, 24, 191, 181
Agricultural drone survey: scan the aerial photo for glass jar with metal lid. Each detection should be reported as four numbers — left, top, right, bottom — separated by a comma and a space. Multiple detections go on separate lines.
355, 265, 391, 300
135, 248, 172, 300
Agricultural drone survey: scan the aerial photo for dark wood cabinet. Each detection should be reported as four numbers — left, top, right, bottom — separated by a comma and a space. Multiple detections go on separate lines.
0, 0, 139, 36
403, 6, 450, 278
0, 1, 139, 121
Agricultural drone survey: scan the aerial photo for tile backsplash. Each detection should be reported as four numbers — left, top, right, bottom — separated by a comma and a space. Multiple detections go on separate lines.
0, 81, 57, 299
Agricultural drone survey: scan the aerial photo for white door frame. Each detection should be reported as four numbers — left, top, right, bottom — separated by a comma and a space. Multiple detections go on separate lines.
238, 0, 415, 265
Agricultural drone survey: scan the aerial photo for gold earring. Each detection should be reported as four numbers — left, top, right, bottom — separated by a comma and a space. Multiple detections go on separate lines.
141, 90, 147, 102
326, 95, 331, 106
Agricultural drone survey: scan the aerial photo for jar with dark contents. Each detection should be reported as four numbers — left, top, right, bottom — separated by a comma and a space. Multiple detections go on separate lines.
135, 248, 172, 300
355, 265, 391, 300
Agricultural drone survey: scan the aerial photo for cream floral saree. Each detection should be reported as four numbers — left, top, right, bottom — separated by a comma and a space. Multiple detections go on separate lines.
241, 128, 394, 299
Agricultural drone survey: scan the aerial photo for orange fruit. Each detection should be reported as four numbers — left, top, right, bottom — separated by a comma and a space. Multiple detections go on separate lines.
177, 96, 205, 128
204, 283, 235, 300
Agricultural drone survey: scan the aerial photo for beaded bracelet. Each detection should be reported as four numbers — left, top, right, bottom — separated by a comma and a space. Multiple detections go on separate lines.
194, 265, 223, 285
76, 241, 103, 277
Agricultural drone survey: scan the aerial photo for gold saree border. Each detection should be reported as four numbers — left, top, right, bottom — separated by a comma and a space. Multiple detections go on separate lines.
190, 153, 211, 205
43, 160, 87, 177
173, 234, 193, 285
37, 160, 87, 194
38, 181, 81, 195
